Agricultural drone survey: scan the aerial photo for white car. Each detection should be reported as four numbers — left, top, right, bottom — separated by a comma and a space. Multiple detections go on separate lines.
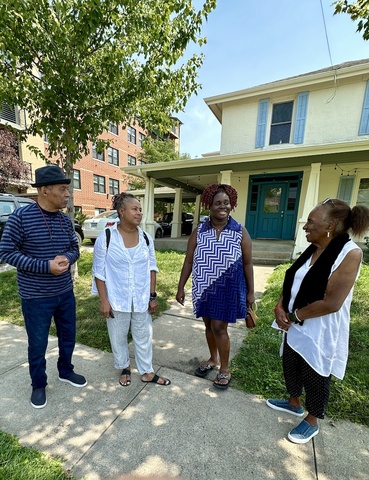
82, 210, 163, 243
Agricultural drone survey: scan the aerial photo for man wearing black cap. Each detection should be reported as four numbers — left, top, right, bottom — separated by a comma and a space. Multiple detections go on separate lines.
0, 165, 87, 408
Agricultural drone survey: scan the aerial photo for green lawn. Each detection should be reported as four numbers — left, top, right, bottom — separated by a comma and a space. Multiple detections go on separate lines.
0, 249, 186, 351
1, 250, 369, 478
0, 430, 73, 480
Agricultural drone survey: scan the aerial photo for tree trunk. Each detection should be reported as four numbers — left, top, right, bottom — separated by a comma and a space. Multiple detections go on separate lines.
64, 151, 78, 282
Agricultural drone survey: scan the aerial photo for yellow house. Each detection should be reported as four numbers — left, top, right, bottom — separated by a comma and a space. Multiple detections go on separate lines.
0, 103, 45, 193
124, 59, 369, 258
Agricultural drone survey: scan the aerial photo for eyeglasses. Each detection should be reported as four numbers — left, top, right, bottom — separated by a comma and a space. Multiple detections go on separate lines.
322, 197, 335, 206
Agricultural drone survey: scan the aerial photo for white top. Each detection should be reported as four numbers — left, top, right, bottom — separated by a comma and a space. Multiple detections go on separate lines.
91, 224, 159, 312
274, 240, 361, 380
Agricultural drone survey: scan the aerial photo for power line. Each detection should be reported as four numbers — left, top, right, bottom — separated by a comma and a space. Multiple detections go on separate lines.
320, 0, 334, 67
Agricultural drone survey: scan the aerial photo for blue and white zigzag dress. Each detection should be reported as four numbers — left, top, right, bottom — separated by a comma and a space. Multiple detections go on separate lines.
192, 217, 247, 323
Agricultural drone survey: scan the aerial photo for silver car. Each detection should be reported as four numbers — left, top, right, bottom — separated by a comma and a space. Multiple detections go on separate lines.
82, 210, 163, 243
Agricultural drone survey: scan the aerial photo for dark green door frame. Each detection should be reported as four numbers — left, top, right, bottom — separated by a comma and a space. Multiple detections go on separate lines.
246, 173, 302, 240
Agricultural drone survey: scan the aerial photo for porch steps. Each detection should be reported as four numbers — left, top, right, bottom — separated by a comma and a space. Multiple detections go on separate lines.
154, 238, 294, 266
252, 240, 294, 266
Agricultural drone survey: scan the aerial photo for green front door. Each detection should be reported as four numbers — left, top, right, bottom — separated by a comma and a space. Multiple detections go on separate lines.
246, 175, 301, 240
256, 183, 287, 238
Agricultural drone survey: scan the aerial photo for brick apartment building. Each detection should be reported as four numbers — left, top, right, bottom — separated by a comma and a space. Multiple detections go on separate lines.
66, 122, 148, 217
1, 100, 181, 217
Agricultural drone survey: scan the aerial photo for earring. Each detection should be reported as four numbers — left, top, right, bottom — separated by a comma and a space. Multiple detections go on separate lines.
327, 232, 330, 238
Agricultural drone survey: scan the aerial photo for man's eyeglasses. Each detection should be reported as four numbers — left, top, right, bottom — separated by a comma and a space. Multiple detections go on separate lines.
322, 197, 335, 206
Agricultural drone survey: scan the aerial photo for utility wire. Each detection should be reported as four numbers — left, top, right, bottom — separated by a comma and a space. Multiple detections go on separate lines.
320, 0, 336, 102
320, 0, 334, 67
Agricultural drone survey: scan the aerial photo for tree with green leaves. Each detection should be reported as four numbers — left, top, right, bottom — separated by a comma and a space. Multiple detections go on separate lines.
334, 1, 369, 40
0, 129, 30, 192
0, 0, 216, 214
126, 137, 190, 190
139, 137, 191, 164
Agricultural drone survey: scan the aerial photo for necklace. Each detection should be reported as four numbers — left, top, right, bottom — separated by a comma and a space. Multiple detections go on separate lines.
36, 203, 68, 254
211, 222, 227, 232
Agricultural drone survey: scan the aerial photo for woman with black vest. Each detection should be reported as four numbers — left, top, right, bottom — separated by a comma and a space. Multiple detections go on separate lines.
267, 198, 369, 444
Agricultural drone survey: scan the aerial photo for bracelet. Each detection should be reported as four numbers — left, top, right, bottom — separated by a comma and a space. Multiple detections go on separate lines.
273, 305, 284, 313
290, 309, 304, 326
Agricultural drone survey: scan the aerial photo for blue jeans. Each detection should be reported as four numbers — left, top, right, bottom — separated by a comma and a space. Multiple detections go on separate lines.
21, 290, 76, 388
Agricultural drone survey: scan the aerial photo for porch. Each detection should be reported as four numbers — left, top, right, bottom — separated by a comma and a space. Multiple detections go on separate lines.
154, 238, 294, 266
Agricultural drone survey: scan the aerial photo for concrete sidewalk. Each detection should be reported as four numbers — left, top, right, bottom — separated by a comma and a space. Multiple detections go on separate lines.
1, 265, 369, 480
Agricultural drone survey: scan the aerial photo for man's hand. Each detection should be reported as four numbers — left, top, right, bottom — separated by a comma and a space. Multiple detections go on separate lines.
49, 255, 70, 275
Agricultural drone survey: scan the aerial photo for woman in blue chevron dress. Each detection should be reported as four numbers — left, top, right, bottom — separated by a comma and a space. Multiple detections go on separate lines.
176, 184, 255, 389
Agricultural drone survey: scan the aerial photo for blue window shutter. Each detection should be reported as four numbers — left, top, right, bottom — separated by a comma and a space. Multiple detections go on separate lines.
293, 92, 309, 144
255, 99, 269, 148
359, 80, 369, 135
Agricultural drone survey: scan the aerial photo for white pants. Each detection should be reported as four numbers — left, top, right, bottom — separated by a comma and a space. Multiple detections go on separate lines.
106, 310, 154, 375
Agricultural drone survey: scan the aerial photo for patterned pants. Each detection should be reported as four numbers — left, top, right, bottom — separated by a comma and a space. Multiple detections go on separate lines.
282, 338, 331, 419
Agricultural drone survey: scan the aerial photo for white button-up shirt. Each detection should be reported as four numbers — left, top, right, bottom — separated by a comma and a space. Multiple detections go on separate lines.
92, 224, 159, 312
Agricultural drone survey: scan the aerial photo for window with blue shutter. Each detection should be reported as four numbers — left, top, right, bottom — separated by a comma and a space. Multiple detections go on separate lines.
270, 101, 293, 144
255, 99, 269, 148
359, 80, 369, 135
293, 92, 309, 144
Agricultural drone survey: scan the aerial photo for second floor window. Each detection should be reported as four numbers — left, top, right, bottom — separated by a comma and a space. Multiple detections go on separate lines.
93, 174, 106, 193
92, 143, 104, 161
73, 169, 81, 189
109, 178, 119, 195
108, 147, 119, 166
0, 102, 16, 124
269, 101, 293, 145
128, 154, 136, 166
108, 122, 118, 135
139, 132, 146, 148
127, 126, 136, 144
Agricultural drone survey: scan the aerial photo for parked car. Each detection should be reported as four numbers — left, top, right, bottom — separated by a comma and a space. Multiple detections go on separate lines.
82, 210, 164, 242
158, 212, 194, 236
73, 220, 84, 246
0, 194, 84, 246
0, 194, 36, 242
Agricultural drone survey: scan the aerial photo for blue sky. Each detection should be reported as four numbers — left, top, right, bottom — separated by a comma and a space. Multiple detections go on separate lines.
178, 0, 369, 158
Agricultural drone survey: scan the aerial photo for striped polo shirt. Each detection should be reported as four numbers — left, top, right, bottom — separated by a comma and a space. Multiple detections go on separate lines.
0, 202, 79, 299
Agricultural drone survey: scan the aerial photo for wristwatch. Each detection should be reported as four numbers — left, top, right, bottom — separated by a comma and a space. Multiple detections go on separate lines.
289, 309, 304, 326
149, 292, 157, 301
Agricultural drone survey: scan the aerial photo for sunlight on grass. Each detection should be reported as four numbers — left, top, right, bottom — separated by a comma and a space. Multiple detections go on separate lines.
0, 250, 186, 352
0, 431, 74, 480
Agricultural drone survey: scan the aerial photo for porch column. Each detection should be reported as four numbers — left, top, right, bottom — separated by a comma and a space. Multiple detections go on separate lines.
141, 177, 155, 238
192, 194, 201, 231
171, 188, 183, 238
144, 178, 155, 238
219, 170, 233, 185
293, 162, 321, 258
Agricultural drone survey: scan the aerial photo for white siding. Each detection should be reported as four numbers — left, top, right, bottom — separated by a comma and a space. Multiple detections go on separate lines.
219, 80, 369, 155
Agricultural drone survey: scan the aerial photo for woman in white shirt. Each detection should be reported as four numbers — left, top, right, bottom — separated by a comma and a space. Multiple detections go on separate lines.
267, 198, 369, 444
92, 193, 170, 387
